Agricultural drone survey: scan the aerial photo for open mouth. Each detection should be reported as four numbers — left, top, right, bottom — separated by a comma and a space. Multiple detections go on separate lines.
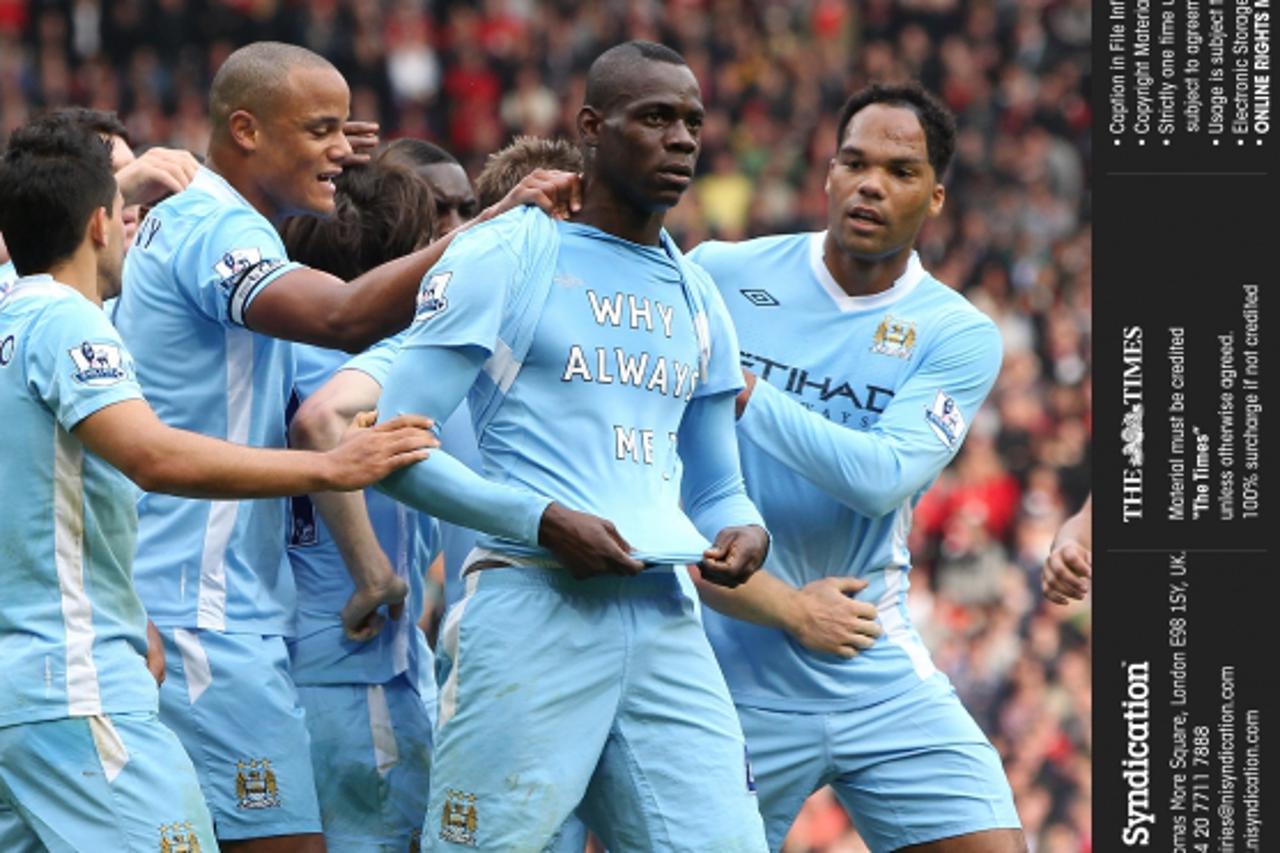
317, 171, 341, 190
848, 206, 885, 225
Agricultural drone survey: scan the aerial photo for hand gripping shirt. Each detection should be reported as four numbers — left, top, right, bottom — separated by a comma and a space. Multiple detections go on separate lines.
285, 342, 438, 686
386, 214, 749, 563
690, 233, 1003, 711
113, 167, 302, 634
0, 277, 155, 726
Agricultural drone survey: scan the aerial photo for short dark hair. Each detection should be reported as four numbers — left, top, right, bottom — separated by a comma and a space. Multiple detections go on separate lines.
474, 136, 583, 209
835, 83, 957, 179
0, 114, 117, 275
379, 138, 460, 169
50, 107, 130, 146
584, 41, 689, 112
280, 161, 436, 280
210, 42, 335, 132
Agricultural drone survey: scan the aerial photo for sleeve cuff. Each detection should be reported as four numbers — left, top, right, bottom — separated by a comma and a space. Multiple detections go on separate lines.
63, 387, 146, 432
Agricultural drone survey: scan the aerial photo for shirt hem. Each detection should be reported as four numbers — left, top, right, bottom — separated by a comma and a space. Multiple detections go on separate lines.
145, 616, 295, 637
0, 698, 159, 729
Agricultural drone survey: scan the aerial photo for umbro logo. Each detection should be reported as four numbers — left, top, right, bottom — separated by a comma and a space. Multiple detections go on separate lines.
740, 289, 779, 307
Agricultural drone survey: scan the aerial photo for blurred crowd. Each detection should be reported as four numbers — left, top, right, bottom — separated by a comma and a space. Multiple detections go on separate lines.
0, 0, 1093, 850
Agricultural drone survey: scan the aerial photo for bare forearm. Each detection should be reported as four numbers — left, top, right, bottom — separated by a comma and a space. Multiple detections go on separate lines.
244, 234, 462, 353
1053, 495, 1093, 551
134, 428, 337, 497
693, 568, 798, 631
311, 489, 394, 589
337, 240, 459, 349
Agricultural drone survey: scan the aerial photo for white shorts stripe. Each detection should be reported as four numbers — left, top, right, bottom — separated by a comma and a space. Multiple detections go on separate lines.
53, 426, 102, 717
173, 628, 213, 705
367, 684, 399, 778
88, 715, 130, 783
437, 569, 481, 728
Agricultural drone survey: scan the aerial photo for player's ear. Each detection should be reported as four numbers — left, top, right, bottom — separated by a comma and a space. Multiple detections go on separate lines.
825, 158, 835, 196
86, 205, 110, 249
928, 182, 945, 218
577, 106, 602, 149
227, 110, 261, 153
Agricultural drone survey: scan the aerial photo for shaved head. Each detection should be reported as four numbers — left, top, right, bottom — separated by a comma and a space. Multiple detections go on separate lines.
210, 42, 337, 132
583, 40, 689, 114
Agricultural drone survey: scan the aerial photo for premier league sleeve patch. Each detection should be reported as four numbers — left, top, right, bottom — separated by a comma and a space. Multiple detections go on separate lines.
925, 389, 966, 449
68, 341, 129, 386
212, 248, 263, 284
414, 271, 452, 324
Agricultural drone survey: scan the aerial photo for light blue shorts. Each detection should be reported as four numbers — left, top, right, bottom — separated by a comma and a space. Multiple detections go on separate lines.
0, 711, 217, 852
158, 627, 322, 840
737, 675, 1021, 852
297, 673, 433, 852
427, 566, 767, 852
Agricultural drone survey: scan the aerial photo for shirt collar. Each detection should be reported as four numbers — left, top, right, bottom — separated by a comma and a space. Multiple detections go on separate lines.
808, 231, 925, 313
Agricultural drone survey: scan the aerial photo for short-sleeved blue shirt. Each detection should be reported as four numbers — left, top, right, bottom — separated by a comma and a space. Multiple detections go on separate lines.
114, 167, 302, 634
0, 276, 155, 726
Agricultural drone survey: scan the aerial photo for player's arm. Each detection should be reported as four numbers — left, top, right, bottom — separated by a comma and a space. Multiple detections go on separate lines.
289, 363, 412, 638
375, 344, 642, 578
736, 317, 1003, 517
692, 569, 882, 659
677, 391, 769, 588
288, 368, 388, 580
1043, 493, 1092, 604
680, 391, 880, 652
74, 398, 434, 498
242, 170, 583, 352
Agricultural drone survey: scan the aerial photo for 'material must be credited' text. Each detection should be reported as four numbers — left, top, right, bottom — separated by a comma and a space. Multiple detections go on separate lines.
1119, 284, 1261, 525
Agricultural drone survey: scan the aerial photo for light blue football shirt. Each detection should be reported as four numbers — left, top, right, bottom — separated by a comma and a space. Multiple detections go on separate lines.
690, 233, 1003, 711
392, 219, 744, 563
0, 276, 156, 726
286, 342, 437, 686
114, 167, 302, 634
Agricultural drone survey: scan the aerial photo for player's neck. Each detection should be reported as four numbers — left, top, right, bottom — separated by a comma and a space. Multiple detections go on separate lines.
574, 180, 666, 246
823, 234, 913, 298
44, 248, 102, 306
206, 149, 281, 225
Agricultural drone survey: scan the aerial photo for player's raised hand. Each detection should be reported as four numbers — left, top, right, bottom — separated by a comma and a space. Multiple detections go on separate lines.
538, 503, 645, 579
323, 411, 437, 490
481, 168, 583, 222
1042, 540, 1091, 604
341, 572, 409, 642
115, 146, 201, 206
341, 120, 380, 166
789, 577, 882, 658
700, 525, 770, 588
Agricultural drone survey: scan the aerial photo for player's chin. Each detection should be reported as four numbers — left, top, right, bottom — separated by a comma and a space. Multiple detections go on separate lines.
645, 180, 690, 208
835, 228, 900, 260
300, 195, 338, 218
